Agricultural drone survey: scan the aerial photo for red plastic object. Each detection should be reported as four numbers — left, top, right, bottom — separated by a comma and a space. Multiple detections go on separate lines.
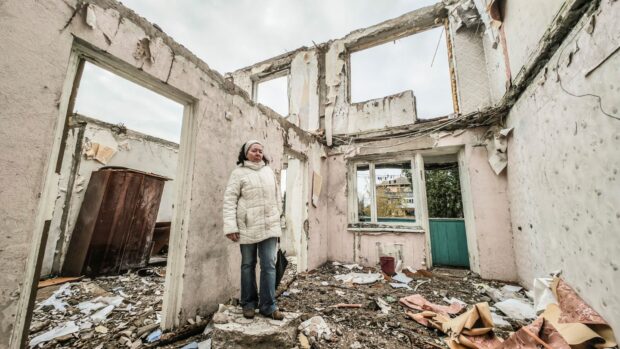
380, 256, 396, 276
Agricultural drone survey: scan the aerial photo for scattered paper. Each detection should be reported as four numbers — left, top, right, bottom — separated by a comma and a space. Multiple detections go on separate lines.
146, 329, 162, 343
334, 272, 382, 284
390, 283, 412, 290
91, 304, 115, 323
376, 298, 391, 315
494, 298, 536, 320
299, 316, 331, 340
391, 272, 412, 284
29, 321, 79, 347
533, 277, 557, 314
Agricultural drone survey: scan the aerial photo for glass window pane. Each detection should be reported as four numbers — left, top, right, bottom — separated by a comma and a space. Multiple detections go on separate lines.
356, 165, 371, 222
375, 162, 415, 223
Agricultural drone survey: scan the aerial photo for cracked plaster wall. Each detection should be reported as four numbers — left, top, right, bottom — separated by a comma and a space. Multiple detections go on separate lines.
229, 49, 321, 132
324, 34, 419, 138
232, 4, 452, 143
0, 0, 327, 346
505, 0, 620, 333
501, 0, 567, 82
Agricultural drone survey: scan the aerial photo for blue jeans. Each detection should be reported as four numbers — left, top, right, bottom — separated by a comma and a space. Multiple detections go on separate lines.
240, 237, 277, 315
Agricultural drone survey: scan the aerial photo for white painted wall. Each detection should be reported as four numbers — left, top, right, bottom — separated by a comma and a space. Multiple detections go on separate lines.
450, 25, 492, 114
506, 1, 620, 332
501, 0, 566, 80
41, 117, 179, 276
290, 50, 320, 131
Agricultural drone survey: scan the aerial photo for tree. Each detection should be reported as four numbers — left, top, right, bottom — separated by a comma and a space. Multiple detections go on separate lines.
425, 165, 463, 218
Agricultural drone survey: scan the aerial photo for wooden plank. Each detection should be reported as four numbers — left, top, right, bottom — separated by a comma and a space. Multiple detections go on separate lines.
121, 175, 165, 270
62, 170, 111, 276
38, 276, 82, 289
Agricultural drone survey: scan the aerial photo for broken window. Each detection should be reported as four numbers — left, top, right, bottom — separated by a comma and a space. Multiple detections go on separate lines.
350, 26, 454, 119
354, 160, 416, 224
255, 75, 289, 117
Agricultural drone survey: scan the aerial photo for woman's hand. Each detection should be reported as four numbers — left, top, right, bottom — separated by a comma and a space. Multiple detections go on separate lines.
226, 233, 240, 242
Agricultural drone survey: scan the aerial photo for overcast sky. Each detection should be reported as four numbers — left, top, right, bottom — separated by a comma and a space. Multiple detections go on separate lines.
74, 0, 449, 143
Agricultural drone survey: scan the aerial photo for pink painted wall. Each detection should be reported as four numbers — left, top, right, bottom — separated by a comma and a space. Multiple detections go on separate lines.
325, 129, 517, 281
326, 155, 355, 263
306, 158, 330, 271
463, 145, 517, 281
355, 233, 427, 270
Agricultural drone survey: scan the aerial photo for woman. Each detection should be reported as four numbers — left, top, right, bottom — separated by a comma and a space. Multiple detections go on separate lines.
223, 140, 284, 320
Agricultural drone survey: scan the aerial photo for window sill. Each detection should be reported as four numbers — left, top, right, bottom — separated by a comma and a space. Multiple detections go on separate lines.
348, 223, 425, 234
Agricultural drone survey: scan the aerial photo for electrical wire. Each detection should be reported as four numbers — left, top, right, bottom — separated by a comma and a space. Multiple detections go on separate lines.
553, 12, 620, 121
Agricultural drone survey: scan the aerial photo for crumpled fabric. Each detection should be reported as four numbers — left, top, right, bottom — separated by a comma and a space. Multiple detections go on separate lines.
399, 294, 465, 316
496, 316, 570, 349
405, 302, 499, 349
542, 278, 617, 348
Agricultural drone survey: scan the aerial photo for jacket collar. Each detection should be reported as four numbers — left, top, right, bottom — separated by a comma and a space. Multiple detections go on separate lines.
243, 160, 265, 170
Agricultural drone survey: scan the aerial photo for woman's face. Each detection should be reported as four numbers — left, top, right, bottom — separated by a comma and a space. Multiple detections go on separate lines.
247, 144, 264, 163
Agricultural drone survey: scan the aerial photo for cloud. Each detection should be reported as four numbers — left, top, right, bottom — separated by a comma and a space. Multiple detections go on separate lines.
74, 63, 184, 143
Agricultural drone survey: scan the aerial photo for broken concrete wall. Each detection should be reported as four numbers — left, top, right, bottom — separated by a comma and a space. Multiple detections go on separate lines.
449, 25, 492, 114
290, 50, 320, 131
0, 1, 328, 347
346, 91, 417, 133
505, 0, 620, 333
326, 128, 517, 281
41, 116, 180, 277
228, 48, 321, 131
324, 4, 446, 141
231, 3, 464, 144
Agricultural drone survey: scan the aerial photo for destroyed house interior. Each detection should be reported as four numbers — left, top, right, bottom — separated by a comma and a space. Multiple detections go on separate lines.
1, 0, 619, 348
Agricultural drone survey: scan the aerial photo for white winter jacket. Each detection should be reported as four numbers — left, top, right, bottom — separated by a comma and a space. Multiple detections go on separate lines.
223, 160, 283, 244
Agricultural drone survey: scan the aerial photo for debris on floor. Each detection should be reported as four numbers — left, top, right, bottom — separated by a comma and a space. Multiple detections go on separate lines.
29, 261, 617, 348
275, 262, 617, 348
276, 262, 516, 348
28, 266, 214, 348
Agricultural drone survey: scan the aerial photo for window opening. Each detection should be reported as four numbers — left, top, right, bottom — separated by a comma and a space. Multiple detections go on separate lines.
350, 26, 454, 119
256, 75, 289, 117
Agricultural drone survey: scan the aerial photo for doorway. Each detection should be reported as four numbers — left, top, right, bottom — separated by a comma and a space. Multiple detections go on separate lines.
17, 43, 196, 348
424, 158, 469, 268
281, 151, 309, 273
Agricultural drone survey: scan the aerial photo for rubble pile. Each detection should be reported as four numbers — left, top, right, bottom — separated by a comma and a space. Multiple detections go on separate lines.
209, 304, 301, 349
274, 263, 617, 349
29, 267, 173, 348
276, 263, 519, 348
30, 260, 616, 349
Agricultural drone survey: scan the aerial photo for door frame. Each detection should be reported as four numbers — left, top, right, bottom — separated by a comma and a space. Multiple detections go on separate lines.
419, 148, 479, 271
282, 149, 309, 273
11, 40, 198, 348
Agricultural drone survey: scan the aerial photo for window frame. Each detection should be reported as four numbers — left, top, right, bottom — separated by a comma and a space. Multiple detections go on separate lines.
251, 69, 290, 118
345, 22, 458, 117
349, 153, 426, 231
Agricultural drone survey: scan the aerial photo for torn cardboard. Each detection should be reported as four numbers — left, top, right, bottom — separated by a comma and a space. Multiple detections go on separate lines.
83, 141, 117, 165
